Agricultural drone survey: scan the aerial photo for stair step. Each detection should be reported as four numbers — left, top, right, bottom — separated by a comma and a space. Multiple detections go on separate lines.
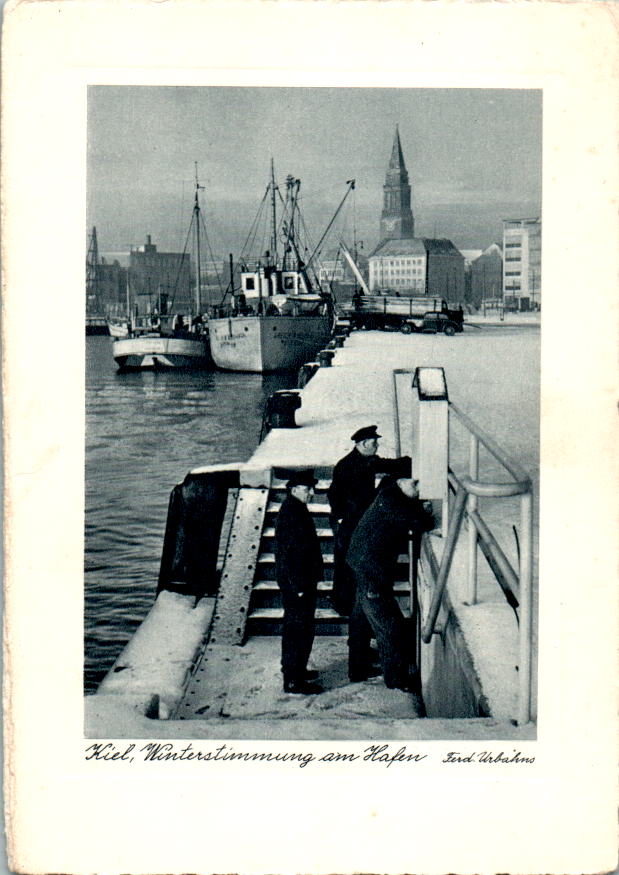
252, 579, 411, 594
272, 479, 331, 492
257, 552, 409, 565
259, 552, 334, 565
253, 579, 334, 592
249, 607, 343, 622
262, 527, 333, 539
267, 501, 330, 515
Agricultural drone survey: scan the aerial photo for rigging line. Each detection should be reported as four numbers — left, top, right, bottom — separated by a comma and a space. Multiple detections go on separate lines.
247, 193, 270, 265
330, 243, 343, 284
169, 210, 196, 311
197, 208, 225, 295
238, 185, 270, 261
306, 179, 355, 269
257, 194, 272, 260
176, 179, 187, 260
296, 211, 322, 287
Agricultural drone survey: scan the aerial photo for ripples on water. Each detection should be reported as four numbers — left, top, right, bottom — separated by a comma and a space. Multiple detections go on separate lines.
84, 336, 295, 693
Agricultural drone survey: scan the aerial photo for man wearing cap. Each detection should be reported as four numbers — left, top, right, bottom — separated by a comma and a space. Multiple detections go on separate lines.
327, 425, 411, 617
274, 469, 324, 695
346, 477, 435, 694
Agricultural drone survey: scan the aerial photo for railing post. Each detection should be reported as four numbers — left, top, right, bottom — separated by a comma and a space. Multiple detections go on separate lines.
518, 490, 533, 724
466, 433, 479, 605
421, 483, 468, 643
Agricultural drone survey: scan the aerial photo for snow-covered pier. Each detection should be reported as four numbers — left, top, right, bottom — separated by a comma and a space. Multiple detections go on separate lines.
87, 326, 538, 740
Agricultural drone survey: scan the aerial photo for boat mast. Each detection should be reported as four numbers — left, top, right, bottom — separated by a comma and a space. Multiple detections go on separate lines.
283, 176, 300, 271
270, 159, 278, 265
125, 266, 133, 328
193, 162, 205, 314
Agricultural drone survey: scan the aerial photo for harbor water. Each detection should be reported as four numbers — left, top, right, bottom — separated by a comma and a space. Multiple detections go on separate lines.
84, 336, 296, 693
85, 324, 540, 695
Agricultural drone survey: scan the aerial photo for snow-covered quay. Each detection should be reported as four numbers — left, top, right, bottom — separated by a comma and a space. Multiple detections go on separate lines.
87, 324, 539, 740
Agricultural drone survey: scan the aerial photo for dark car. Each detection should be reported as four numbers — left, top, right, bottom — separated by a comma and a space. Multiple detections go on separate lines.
421, 312, 460, 336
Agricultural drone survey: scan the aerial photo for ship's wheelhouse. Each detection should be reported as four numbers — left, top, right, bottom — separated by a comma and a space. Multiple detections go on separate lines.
241, 267, 311, 300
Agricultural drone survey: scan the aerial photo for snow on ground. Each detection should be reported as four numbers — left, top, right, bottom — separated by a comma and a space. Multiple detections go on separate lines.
251, 326, 540, 481
250, 326, 540, 721
88, 326, 540, 738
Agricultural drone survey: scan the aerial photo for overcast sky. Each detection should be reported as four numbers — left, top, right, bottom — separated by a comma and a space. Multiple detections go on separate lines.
88, 86, 542, 261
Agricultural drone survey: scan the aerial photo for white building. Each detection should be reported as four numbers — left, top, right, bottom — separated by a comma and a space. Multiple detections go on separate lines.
502, 217, 541, 310
368, 238, 427, 293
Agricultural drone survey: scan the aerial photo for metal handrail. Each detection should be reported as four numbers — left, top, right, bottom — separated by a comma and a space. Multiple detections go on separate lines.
450, 402, 531, 487
440, 404, 534, 724
392, 371, 534, 725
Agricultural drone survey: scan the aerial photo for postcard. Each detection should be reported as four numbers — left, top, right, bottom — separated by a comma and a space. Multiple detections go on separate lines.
2, 1, 617, 873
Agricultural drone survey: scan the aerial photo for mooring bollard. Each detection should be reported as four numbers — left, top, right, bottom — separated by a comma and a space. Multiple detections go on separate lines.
297, 362, 320, 388
264, 389, 302, 429
333, 334, 346, 347
318, 349, 335, 367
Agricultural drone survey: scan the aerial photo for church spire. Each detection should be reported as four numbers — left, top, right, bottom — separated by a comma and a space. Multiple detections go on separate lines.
380, 126, 414, 241
389, 124, 406, 173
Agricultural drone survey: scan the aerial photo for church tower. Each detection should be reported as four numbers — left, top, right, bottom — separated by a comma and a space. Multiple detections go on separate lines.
380, 126, 415, 241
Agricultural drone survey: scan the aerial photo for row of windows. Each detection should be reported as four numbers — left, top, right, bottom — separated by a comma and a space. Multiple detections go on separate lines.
371, 258, 424, 268
505, 271, 521, 276
504, 241, 522, 248
382, 268, 423, 276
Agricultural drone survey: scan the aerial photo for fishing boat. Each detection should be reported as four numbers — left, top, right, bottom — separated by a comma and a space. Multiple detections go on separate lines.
107, 317, 130, 339
112, 314, 211, 371
112, 171, 212, 371
208, 168, 351, 373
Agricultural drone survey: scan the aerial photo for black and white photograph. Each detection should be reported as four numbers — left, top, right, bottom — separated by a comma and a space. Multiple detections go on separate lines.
84, 86, 541, 740
3, 3, 617, 874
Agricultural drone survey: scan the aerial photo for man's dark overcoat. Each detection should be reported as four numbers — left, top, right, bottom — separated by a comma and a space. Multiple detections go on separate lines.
327, 449, 411, 614
275, 492, 324, 683
346, 479, 434, 687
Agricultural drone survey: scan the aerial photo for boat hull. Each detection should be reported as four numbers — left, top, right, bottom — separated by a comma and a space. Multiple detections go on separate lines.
107, 319, 130, 339
208, 315, 331, 373
112, 334, 212, 370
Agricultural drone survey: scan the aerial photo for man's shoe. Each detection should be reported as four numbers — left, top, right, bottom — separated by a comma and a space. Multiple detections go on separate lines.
280, 668, 320, 681
348, 666, 382, 683
411, 692, 427, 718
283, 680, 323, 695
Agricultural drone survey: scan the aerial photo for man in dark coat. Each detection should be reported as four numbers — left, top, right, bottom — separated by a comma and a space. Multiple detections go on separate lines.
274, 469, 324, 694
327, 425, 411, 616
346, 477, 435, 690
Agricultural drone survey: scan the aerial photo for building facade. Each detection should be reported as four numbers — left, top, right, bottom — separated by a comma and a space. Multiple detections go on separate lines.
369, 238, 427, 292
130, 235, 191, 315
98, 259, 127, 316
424, 239, 465, 301
502, 218, 541, 310
470, 243, 503, 308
